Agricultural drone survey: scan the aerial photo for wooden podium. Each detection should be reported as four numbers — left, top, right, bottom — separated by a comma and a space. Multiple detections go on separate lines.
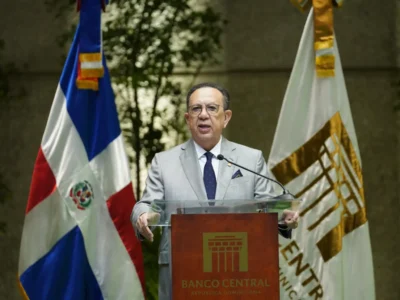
170, 213, 280, 300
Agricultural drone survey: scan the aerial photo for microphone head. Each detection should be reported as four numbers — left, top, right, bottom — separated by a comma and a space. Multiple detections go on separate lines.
216, 154, 224, 160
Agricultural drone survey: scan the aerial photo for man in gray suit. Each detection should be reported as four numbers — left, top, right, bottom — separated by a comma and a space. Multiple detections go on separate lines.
132, 82, 298, 300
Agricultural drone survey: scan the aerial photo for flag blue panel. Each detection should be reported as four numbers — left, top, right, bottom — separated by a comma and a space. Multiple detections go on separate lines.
20, 226, 103, 300
59, 25, 121, 161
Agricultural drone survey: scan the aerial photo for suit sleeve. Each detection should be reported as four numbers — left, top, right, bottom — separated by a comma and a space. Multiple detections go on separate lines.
131, 154, 165, 234
254, 150, 275, 200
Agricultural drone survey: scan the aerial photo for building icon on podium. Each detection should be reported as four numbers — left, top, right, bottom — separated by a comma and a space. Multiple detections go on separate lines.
203, 232, 248, 272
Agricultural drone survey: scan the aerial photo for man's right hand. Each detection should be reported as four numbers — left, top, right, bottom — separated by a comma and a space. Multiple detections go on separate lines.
136, 212, 160, 242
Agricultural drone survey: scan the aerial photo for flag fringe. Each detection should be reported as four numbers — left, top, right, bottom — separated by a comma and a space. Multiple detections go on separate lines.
314, 40, 334, 51
316, 55, 335, 77
17, 276, 29, 300
80, 68, 104, 78
76, 79, 99, 91
79, 53, 102, 62
316, 69, 335, 77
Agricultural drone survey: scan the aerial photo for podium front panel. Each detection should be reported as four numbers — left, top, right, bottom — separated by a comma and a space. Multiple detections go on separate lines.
171, 213, 279, 300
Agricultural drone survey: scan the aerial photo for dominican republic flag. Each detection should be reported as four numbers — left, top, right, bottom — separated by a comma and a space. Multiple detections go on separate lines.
17, 23, 145, 299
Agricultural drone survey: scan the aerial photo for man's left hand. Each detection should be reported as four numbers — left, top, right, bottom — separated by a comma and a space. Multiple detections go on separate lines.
281, 210, 299, 229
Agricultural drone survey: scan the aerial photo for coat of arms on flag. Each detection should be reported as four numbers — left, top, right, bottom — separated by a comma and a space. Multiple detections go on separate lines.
69, 180, 94, 210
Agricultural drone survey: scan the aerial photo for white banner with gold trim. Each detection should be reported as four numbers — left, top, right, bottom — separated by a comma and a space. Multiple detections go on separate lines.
268, 10, 375, 300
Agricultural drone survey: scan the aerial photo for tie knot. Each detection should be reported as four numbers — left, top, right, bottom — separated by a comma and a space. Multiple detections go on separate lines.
205, 152, 213, 162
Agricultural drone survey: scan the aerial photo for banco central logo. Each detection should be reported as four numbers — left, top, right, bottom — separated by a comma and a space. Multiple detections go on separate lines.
203, 232, 248, 273
271, 112, 367, 262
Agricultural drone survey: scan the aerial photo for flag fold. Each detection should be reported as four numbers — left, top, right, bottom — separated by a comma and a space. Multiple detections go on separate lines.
18, 21, 145, 300
268, 9, 375, 300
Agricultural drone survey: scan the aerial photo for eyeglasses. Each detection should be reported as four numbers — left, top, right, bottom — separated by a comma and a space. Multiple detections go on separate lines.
188, 104, 221, 116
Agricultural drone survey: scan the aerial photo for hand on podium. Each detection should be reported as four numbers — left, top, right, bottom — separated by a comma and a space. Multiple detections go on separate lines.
280, 210, 299, 229
136, 212, 160, 242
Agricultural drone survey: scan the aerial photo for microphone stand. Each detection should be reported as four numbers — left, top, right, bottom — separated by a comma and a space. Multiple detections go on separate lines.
216, 154, 296, 199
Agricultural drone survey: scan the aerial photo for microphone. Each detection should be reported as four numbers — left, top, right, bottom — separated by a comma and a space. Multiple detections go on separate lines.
216, 154, 295, 199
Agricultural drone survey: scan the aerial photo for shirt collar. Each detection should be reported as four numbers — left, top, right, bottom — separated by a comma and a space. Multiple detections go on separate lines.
193, 137, 222, 160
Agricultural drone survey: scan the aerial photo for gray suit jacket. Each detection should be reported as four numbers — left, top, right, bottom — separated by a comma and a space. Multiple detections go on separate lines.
131, 137, 275, 299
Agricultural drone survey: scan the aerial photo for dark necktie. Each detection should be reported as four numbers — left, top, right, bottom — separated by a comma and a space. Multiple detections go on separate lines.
203, 152, 216, 202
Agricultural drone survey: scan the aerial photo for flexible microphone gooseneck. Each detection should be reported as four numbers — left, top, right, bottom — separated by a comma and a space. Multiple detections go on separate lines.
216, 154, 295, 198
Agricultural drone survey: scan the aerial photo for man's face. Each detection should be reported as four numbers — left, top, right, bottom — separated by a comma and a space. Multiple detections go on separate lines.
184, 87, 232, 151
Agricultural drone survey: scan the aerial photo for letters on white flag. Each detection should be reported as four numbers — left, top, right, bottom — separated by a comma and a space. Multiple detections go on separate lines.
268, 10, 375, 300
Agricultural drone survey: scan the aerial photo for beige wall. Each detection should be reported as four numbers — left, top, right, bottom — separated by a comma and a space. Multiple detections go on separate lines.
0, 0, 398, 299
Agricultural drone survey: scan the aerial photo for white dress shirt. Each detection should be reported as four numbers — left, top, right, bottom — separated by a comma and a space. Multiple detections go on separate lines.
193, 137, 222, 177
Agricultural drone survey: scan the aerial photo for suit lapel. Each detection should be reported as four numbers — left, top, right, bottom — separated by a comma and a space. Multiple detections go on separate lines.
215, 138, 237, 199
180, 139, 208, 200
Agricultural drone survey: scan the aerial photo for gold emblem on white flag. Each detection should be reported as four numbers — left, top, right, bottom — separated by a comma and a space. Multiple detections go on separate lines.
272, 112, 367, 262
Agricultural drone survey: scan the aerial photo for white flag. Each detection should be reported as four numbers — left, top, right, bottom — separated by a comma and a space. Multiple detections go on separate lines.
268, 10, 375, 300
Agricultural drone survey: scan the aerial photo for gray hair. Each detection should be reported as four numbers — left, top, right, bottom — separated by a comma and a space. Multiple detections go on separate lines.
186, 82, 230, 110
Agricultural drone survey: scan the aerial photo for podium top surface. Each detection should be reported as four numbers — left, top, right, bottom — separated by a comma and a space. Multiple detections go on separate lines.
147, 197, 301, 227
